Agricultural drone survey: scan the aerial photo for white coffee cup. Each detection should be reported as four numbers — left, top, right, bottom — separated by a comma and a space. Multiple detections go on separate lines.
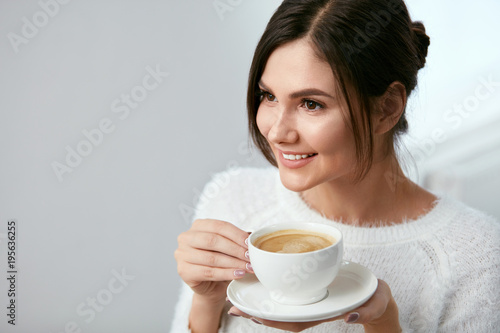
248, 222, 343, 305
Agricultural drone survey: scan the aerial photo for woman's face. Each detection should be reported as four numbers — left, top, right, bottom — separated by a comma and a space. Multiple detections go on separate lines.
256, 38, 358, 192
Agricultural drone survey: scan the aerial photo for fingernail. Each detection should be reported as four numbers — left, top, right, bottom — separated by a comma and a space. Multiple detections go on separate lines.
245, 237, 249, 246
234, 269, 246, 277
245, 251, 249, 259
228, 311, 241, 317
251, 317, 263, 325
246, 262, 253, 271
225, 296, 229, 302
346, 312, 359, 323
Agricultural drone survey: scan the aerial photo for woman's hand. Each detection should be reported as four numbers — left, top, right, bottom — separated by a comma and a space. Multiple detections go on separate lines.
228, 279, 401, 333
175, 219, 252, 332
175, 219, 252, 301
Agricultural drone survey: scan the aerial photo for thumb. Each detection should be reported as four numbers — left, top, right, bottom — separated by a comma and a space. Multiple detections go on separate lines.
343, 302, 387, 325
344, 279, 391, 325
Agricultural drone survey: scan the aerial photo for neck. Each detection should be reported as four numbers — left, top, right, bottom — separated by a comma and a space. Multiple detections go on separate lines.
300, 155, 434, 226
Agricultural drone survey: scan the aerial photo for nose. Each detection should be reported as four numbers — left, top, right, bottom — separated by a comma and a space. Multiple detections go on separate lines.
267, 108, 299, 144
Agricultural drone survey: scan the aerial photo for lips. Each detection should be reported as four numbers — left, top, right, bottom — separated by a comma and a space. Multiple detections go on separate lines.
282, 153, 316, 161
277, 150, 317, 169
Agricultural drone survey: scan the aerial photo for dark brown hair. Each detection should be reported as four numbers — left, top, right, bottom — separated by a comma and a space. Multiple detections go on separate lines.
247, 0, 430, 180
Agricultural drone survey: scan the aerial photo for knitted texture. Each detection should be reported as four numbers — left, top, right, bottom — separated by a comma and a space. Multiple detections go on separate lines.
170, 167, 500, 333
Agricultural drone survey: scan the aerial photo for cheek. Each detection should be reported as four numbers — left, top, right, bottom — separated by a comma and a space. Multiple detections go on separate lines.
305, 117, 355, 156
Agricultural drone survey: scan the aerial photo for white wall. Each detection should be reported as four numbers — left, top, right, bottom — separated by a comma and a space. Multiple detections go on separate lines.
0, 1, 498, 332
402, 0, 500, 219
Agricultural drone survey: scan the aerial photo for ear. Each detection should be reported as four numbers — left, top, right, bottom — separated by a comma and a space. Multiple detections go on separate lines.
372, 82, 407, 135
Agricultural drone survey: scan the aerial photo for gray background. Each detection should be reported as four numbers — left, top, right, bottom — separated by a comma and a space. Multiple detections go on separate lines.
0, 0, 499, 332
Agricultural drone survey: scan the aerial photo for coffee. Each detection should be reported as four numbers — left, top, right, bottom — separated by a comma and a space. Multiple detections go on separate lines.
254, 229, 335, 253
249, 223, 343, 305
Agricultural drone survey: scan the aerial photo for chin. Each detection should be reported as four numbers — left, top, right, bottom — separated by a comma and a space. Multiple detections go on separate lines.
278, 169, 316, 193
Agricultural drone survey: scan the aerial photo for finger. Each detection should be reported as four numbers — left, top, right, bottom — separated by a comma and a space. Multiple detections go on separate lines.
180, 263, 248, 283
344, 279, 390, 324
192, 219, 249, 248
227, 306, 343, 322
183, 230, 249, 261
227, 310, 305, 332
227, 307, 268, 326
227, 306, 343, 332
179, 248, 251, 271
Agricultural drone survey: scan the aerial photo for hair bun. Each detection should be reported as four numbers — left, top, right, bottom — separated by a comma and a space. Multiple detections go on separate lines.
412, 21, 430, 69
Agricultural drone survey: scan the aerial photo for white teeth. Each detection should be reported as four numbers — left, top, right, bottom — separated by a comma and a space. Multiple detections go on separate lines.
282, 153, 315, 161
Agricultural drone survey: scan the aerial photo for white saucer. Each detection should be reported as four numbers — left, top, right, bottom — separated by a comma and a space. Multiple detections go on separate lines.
226, 261, 378, 322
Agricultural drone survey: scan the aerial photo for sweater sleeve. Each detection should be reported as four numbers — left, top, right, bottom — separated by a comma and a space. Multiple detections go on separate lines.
439, 216, 500, 332
169, 282, 194, 333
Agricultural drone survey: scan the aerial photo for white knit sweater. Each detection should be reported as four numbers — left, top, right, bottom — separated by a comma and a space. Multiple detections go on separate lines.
170, 167, 500, 333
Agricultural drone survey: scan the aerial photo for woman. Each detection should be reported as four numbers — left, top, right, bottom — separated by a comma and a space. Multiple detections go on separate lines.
172, 0, 500, 332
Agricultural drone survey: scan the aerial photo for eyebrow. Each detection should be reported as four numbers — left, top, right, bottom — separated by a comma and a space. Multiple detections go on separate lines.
258, 80, 335, 100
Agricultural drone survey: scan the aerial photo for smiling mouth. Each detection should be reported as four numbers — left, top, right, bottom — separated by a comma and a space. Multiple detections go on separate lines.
282, 153, 317, 161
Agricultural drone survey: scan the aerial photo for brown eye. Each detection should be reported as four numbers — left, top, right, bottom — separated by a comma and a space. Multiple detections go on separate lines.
305, 100, 321, 111
266, 93, 276, 102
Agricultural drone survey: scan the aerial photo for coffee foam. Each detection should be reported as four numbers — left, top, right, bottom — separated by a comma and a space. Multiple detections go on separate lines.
254, 229, 335, 253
